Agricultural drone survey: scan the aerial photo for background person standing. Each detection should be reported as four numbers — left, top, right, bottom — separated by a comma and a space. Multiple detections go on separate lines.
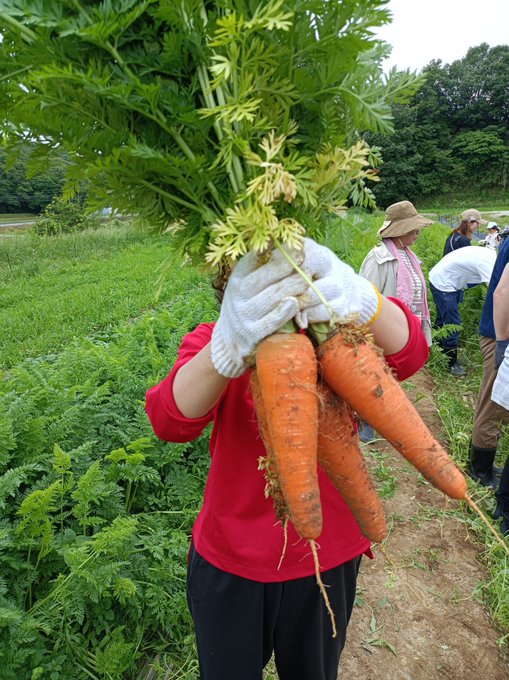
481, 222, 501, 250
429, 246, 496, 377
443, 208, 486, 255
358, 200, 432, 442
470, 237, 509, 490
360, 200, 433, 346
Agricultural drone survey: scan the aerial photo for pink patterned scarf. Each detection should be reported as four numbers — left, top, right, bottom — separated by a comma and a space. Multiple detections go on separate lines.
385, 238, 430, 321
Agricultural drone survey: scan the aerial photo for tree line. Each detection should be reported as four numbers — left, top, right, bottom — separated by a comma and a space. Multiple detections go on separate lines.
365, 43, 509, 208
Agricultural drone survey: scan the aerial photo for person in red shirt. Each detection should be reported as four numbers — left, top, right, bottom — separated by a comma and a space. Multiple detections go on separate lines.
146, 238, 429, 680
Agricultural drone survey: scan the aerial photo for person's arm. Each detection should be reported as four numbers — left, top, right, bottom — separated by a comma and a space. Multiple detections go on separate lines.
493, 263, 509, 340
145, 324, 222, 441
492, 263, 509, 369
172, 295, 412, 419
382, 297, 429, 380
359, 249, 390, 295
370, 296, 409, 355
166, 239, 425, 422
173, 343, 229, 418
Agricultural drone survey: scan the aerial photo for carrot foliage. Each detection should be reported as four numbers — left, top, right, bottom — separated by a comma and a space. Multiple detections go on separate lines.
0, 0, 423, 269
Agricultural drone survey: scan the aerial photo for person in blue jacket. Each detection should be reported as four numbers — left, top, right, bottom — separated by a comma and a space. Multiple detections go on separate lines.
469, 236, 509, 489
443, 208, 486, 255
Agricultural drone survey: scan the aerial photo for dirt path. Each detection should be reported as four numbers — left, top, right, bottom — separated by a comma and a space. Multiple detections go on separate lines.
340, 369, 509, 680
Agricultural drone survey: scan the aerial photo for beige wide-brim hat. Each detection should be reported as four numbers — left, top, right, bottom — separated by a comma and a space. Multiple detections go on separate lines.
378, 200, 433, 238
461, 208, 487, 225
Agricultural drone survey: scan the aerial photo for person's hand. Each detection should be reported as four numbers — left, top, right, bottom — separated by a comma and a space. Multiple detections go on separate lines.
296, 238, 380, 328
494, 339, 509, 370
211, 247, 309, 378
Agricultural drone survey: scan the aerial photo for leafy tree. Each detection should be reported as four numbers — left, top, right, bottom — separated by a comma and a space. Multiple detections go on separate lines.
450, 127, 509, 188
32, 195, 102, 235
444, 43, 509, 130
365, 43, 509, 204
365, 105, 424, 207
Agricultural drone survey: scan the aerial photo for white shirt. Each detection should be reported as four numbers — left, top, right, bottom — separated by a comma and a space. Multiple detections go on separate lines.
428, 246, 496, 292
492, 345, 509, 410
485, 232, 500, 249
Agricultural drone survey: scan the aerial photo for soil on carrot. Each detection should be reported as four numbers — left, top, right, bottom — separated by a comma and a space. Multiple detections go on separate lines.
340, 368, 509, 680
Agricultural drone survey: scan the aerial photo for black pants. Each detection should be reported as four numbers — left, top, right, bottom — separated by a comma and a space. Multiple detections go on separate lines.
186, 543, 361, 680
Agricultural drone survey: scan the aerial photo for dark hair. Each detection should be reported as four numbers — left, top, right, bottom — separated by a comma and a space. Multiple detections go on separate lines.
453, 220, 474, 237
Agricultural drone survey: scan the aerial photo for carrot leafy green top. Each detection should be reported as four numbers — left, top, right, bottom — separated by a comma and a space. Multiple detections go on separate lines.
0, 0, 423, 267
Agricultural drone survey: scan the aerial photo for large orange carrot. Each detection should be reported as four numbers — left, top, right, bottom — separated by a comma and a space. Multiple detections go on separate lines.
250, 369, 288, 525
318, 328, 468, 501
317, 381, 388, 543
255, 332, 322, 540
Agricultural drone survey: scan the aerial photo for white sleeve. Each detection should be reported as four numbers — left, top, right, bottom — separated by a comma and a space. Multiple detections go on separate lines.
492, 347, 509, 410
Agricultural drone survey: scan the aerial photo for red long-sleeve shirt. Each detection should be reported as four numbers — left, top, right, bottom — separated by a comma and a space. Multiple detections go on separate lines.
146, 299, 429, 581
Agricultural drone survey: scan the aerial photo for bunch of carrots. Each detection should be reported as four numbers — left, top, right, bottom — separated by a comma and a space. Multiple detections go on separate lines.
251, 326, 468, 545
248, 261, 508, 635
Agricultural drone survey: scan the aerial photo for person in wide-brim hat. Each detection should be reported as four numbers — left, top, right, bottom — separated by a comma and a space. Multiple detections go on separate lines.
360, 200, 433, 342
361, 202, 432, 340
357, 200, 433, 442
377, 200, 433, 239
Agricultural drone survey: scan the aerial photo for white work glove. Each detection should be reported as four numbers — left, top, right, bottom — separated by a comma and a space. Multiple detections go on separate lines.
211, 247, 309, 378
296, 238, 380, 328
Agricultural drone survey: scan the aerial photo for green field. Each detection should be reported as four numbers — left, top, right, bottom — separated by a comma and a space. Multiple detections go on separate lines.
0, 226, 213, 367
0, 213, 36, 221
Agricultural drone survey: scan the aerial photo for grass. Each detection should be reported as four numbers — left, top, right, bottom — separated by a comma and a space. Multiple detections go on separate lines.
0, 224, 212, 368
420, 191, 509, 213
0, 212, 37, 221
369, 449, 398, 500
0, 213, 37, 230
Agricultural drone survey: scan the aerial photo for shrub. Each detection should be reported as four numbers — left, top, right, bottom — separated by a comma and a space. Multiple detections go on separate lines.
32, 196, 102, 236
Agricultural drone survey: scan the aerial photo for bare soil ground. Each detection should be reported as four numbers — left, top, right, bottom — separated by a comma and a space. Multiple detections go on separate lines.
340, 369, 509, 679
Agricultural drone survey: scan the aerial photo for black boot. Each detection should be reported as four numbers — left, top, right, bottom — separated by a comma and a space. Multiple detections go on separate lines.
469, 440, 502, 477
445, 348, 466, 377
493, 503, 509, 535
493, 503, 503, 520
494, 459, 509, 525
467, 444, 499, 490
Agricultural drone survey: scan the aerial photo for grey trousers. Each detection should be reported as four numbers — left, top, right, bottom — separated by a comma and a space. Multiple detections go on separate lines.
472, 336, 509, 449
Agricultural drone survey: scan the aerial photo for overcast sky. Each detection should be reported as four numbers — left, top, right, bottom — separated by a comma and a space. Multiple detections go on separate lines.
374, 0, 509, 72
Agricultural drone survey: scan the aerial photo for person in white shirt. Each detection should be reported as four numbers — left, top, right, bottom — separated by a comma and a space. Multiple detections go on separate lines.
429, 246, 497, 376
479, 222, 501, 250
